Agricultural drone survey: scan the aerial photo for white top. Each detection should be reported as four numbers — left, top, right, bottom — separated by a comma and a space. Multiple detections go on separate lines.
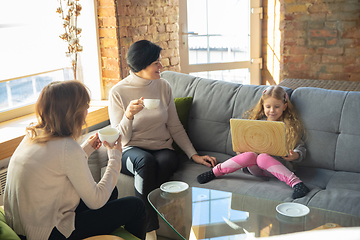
108, 71, 197, 158
4, 135, 122, 240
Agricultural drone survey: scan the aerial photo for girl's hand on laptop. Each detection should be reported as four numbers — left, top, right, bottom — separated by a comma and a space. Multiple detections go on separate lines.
282, 150, 299, 161
192, 154, 217, 167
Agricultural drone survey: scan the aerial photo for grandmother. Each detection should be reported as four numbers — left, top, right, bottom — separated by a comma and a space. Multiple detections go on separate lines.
107, 40, 217, 240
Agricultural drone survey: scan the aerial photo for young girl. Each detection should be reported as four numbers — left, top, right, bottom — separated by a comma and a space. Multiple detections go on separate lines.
197, 85, 310, 199
4, 81, 146, 240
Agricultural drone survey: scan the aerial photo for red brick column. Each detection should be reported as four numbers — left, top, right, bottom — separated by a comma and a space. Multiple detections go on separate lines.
97, 0, 121, 98
117, 0, 181, 81
97, 0, 181, 98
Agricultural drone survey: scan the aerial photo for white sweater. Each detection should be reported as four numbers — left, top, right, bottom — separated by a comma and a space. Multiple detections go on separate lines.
3, 135, 122, 240
108, 71, 197, 158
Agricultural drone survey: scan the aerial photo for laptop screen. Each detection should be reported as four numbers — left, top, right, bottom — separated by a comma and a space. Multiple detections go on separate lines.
230, 119, 287, 156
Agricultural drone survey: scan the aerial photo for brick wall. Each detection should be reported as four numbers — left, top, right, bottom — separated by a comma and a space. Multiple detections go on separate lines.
262, 0, 360, 84
98, 0, 360, 95
280, 0, 360, 82
97, 0, 180, 98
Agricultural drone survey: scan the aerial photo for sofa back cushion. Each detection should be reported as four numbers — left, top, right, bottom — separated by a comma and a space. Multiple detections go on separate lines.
290, 87, 360, 173
161, 71, 293, 158
172, 97, 193, 154
162, 71, 240, 155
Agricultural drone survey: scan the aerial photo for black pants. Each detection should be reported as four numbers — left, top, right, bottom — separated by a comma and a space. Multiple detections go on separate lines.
121, 147, 179, 232
46, 187, 146, 240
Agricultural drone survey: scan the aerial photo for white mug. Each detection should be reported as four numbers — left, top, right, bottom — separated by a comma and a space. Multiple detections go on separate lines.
143, 99, 160, 110
98, 127, 120, 146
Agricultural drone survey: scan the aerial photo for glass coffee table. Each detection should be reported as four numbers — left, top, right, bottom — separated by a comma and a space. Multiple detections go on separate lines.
148, 185, 360, 240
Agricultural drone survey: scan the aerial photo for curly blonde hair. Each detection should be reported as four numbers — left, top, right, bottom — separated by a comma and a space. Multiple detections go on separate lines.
244, 85, 305, 152
27, 80, 90, 144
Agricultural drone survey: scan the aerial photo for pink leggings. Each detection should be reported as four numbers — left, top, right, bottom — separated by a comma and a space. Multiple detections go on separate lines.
212, 152, 301, 188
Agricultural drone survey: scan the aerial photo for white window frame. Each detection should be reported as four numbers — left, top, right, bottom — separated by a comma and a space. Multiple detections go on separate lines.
0, 0, 101, 123
0, 69, 70, 123
179, 0, 262, 85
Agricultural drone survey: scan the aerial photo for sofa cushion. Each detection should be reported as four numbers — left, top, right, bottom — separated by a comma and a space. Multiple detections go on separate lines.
162, 71, 293, 159
174, 97, 193, 131
188, 78, 242, 155
290, 87, 360, 173
0, 208, 21, 240
162, 71, 199, 99
172, 97, 193, 154
307, 187, 360, 217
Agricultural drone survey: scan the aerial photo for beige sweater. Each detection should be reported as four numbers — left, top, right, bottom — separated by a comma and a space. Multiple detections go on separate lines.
4, 135, 122, 240
108, 71, 197, 158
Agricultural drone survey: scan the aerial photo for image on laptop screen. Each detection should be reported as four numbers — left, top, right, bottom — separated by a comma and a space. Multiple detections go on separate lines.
230, 119, 287, 156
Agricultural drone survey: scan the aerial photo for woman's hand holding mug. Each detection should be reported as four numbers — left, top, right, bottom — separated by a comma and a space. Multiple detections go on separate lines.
125, 97, 144, 120
103, 135, 123, 154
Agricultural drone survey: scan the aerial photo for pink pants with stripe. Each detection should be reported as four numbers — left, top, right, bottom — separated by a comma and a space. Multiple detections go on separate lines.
212, 152, 301, 188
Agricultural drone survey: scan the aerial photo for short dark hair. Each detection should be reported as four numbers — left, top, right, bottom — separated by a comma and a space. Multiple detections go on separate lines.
127, 40, 162, 72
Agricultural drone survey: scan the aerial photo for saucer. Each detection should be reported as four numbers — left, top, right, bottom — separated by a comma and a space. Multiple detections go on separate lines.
160, 189, 189, 199
276, 203, 310, 217
276, 213, 307, 224
160, 181, 189, 193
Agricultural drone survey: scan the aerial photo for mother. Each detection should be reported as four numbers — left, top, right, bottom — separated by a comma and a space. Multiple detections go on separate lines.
108, 40, 217, 239
4, 81, 146, 240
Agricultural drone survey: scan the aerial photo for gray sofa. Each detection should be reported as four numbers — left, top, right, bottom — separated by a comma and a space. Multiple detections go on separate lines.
89, 71, 360, 234
162, 71, 360, 216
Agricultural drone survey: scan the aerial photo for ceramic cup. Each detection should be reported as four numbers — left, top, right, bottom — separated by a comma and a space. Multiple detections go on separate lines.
143, 99, 160, 110
98, 127, 120, 146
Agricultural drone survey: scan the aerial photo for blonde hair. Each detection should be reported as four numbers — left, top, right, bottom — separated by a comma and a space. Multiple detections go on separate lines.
244, 85, 305, 152
27, 80, 90, 144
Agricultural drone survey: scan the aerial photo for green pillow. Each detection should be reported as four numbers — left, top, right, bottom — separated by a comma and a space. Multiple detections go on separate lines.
172, 97, 193, 154
0, 208, 21, 240
0, 207, 5, 223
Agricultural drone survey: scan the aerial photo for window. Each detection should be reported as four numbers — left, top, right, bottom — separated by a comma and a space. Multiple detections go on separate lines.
179, 0, 262, 84
190, 69, 250, 85
0, 69, 73, 122
0, 0, 101, 122
0, 1, 69, 81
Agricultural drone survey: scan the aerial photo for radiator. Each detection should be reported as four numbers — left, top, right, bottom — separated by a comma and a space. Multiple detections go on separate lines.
0, 167, 7, 206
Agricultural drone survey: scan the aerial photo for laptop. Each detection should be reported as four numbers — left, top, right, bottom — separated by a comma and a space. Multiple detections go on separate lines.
230, 119, 287, 156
